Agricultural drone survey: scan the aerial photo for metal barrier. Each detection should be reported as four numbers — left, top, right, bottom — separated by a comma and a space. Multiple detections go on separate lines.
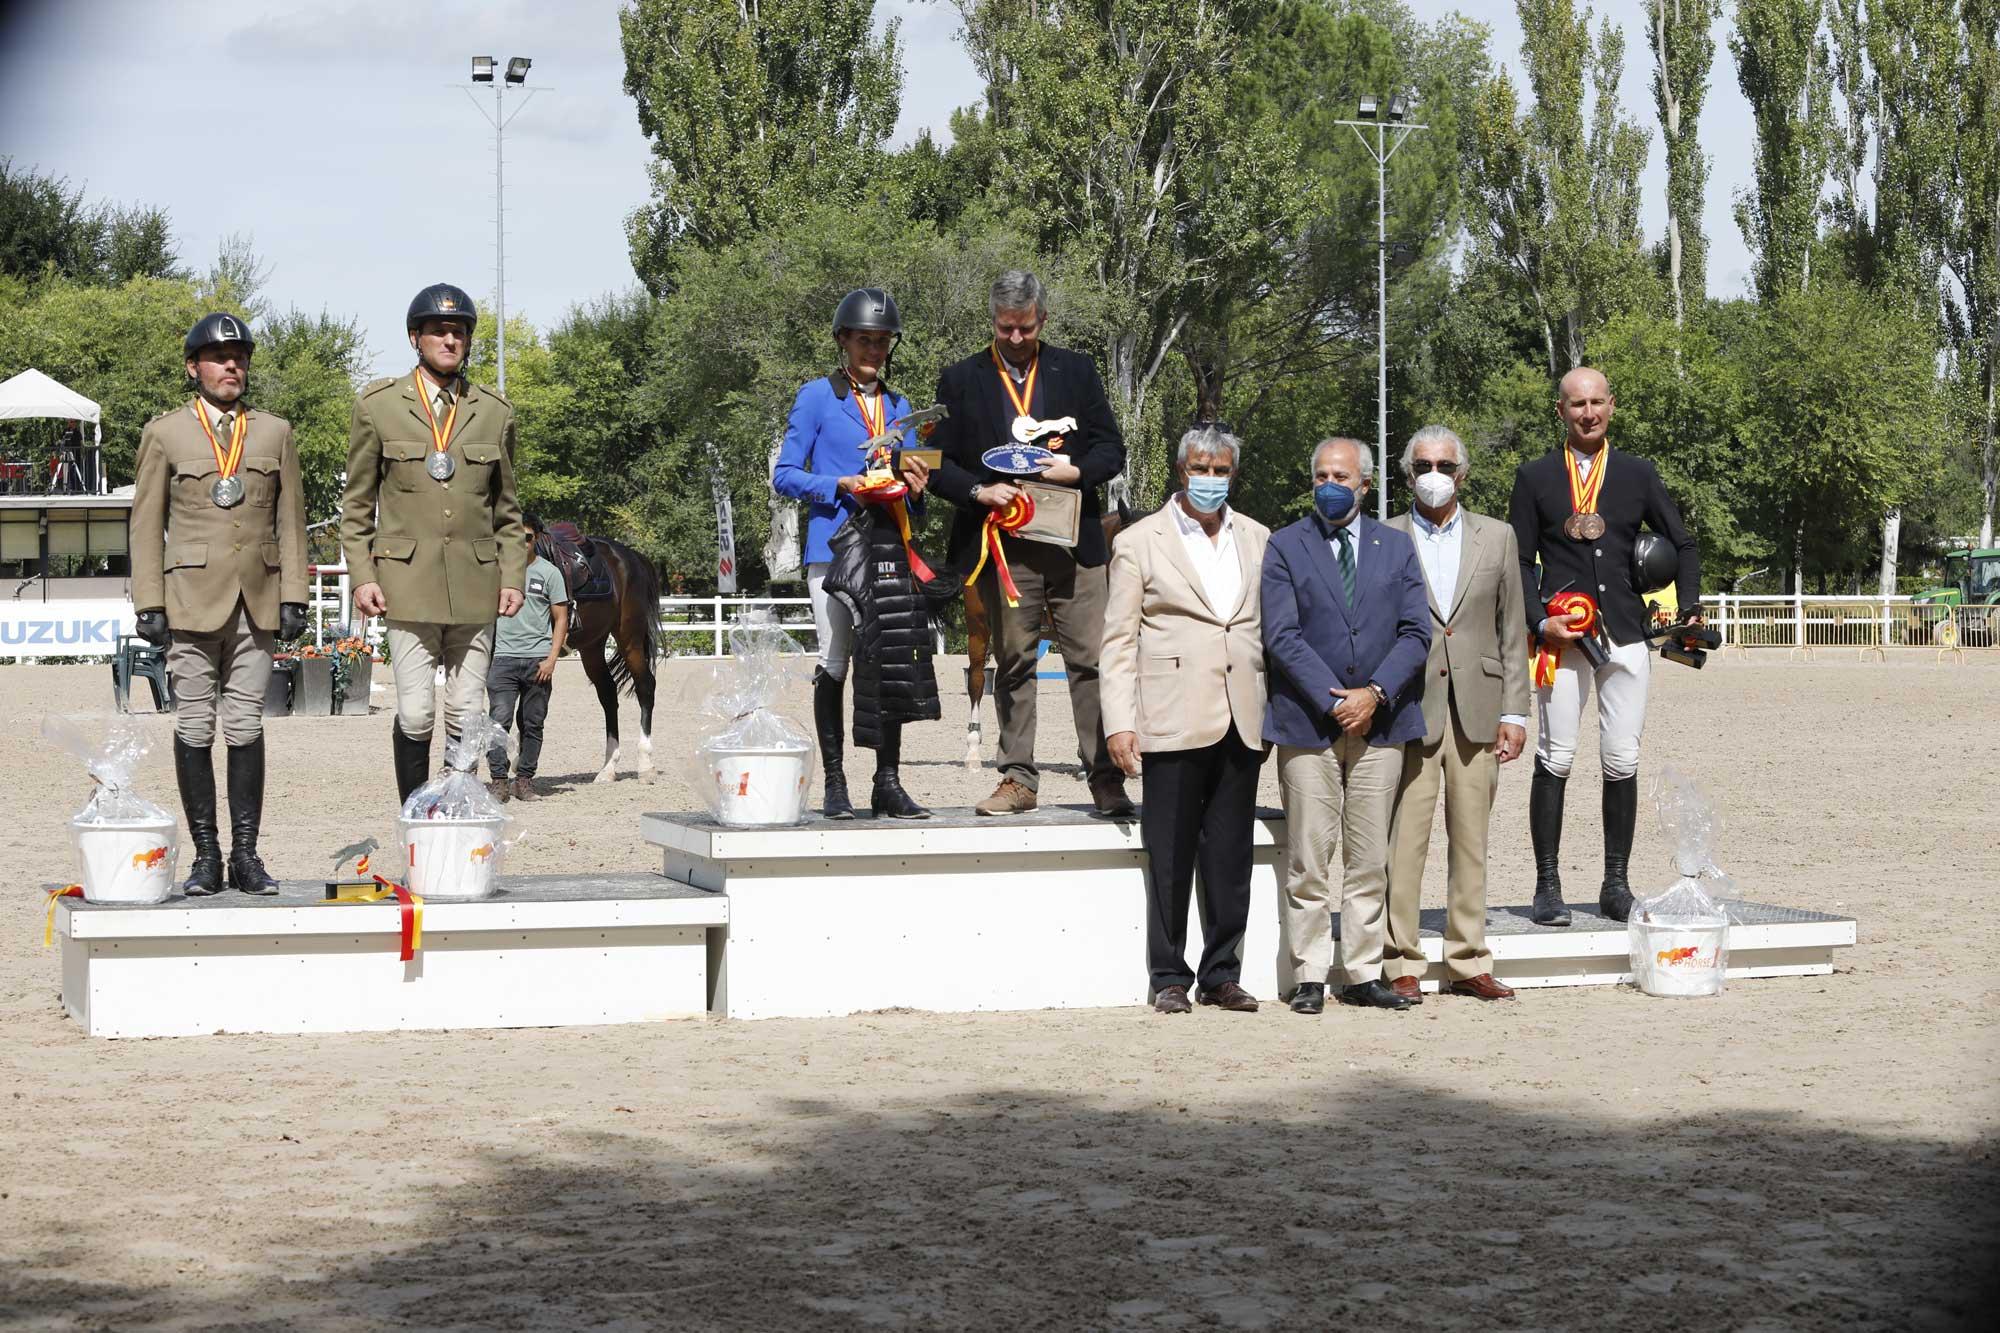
1702, 594, 2000, 650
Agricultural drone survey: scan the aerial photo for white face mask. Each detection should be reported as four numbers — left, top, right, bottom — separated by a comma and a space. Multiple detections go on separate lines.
1413, 471, 1457, 508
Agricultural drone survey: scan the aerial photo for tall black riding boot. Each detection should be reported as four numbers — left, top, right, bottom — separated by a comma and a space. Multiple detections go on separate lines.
1600, 773, 1638, 922
812, 668, 854, 820
392, 722, 431, 807
869, 724, 930, 820
173, 737, 223, 896
226, 736, 279, 895
1529, 758, 1572, 926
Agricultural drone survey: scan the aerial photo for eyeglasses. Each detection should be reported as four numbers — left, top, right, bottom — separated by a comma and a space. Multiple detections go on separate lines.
1409, 459, 1460, 476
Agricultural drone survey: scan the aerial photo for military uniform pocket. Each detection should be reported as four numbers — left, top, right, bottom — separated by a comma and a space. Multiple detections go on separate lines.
472, 537, 499, 564
260, 541, 281, 569
460, 441, 502, 490
165, 542, 208, 571
372, 536, 417, 562
241, 455, 281, 507
381, 440, 431, 492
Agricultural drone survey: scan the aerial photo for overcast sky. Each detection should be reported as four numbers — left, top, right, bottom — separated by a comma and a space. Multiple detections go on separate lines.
0, 0, 1760, 378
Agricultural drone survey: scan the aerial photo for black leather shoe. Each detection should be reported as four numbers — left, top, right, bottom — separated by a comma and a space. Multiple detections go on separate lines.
1529, 758, 1572, 926
173, 737, 223, 897
225, 737, 279, 895
1339, 979, 1414, 1010
812, 667, 855, 820
1599, 773, 1638, 921
1196, 981, 1258, 1012
1287, 983, 1325, 1015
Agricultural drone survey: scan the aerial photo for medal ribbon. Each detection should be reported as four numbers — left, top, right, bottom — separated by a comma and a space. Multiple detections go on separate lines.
991, 344, 1060, 447
1531, 592, 1599, 688
411, 371, 460, 462
848, 380, 937, 582
192, 400, 247, 482
963, 491, 1036, 607
1565, 447, 1610, 517
42, 885, 83, 947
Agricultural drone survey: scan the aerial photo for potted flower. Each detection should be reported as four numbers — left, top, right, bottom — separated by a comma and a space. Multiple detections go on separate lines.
295, 644, 336, 716
330, 635, 373, 715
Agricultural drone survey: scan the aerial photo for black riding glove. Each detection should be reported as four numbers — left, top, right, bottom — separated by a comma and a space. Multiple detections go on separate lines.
134, 609, 169, 647
279, 602, 308, 641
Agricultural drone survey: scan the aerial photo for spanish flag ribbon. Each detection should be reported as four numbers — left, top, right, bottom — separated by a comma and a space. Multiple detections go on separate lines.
852, 476, 937, 583
316, 876, 423, 960
1565, 446, 1610, 517
191, 399, 247, 481
43, 885, 83, 947
1531, 591, 1599, 689
963, 491, 1036, 608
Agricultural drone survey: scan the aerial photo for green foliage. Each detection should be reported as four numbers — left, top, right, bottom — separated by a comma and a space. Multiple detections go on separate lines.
1644, 0, 1717, 319
464, 312, 586, 516
252, 309, 368, 524
1731, 0, 1836, 302
620, 0, 903, 286
0, 158, 182, 286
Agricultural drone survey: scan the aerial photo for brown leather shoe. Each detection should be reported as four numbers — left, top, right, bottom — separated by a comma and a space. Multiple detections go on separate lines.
1196, 981, 1259, 1012
1449, 973, 1516, 1001
975, 779, 1037, 816
486, 779, 511, 804
512, 776, 537, 802
1088, 775, 1138, 819
1388, 975, 1424, 1004
1153, 985, 1193, 1014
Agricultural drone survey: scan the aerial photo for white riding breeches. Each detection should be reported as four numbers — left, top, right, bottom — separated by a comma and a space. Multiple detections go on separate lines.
806, 561, 856, 681
1535, 638, 1650, 780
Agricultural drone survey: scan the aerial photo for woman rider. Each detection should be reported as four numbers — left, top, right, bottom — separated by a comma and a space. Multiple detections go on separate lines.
772, 288, 935, 819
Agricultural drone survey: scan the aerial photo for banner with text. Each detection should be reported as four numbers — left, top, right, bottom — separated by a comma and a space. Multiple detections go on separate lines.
0, 600, 137, 658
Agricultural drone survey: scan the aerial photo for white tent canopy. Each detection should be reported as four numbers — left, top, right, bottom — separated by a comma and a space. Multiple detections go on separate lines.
0, 368, 101, 425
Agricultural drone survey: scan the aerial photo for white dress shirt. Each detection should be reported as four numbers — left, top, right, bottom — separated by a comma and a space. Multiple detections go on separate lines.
1413, 503, 1526, 729
1169, 495, 1241, 616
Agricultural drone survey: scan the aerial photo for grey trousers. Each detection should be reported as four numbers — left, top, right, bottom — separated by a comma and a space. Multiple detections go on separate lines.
385, 619, 493, 742
980, 536, 1115, 792
166, 602, 273, 748
486, 655, 552, 779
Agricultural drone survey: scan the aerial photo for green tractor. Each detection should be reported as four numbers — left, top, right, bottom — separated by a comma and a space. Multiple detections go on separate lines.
1911, 549, 2000, 646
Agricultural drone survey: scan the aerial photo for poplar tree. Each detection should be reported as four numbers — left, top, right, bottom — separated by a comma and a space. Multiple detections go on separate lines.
1731, 0, 1835, 301
1646, 0, 1718, 324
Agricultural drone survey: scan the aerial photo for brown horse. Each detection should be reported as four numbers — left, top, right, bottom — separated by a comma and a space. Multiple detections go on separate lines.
962, 503, 1136, 769
537, 531, 663, 782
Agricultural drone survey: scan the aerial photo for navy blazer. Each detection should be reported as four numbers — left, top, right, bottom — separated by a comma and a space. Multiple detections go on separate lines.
772, 374, 913, 565
1259, 513, 1433, 750
930, 343, 1126, 570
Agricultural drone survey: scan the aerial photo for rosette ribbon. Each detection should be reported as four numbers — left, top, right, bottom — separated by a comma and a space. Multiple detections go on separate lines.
43, 885, 83, 947
963, 491, 1036, 608
853, 476, 937, 584
1531, 591, 1599, 688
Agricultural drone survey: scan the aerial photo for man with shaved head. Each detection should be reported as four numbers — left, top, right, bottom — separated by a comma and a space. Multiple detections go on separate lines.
1507, 367, 1700, 927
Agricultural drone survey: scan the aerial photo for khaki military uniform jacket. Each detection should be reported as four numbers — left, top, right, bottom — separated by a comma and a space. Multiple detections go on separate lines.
339, 373, 527, 625
130, 402, 308, 634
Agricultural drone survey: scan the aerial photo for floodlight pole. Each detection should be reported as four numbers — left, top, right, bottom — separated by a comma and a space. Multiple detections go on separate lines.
1334, 115, 1427, 518
463, 65, 537, 395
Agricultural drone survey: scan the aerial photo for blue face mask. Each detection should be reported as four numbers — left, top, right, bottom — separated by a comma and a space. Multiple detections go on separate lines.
1185, 475, 1231, 513
1314, 481, 1357, 523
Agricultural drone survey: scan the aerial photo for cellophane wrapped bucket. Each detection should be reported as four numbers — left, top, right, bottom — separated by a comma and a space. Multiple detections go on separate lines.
1628, 766, 1734, 998
688, 626, 817, 826
44, 716, 178, 903
398, 718, 514, 899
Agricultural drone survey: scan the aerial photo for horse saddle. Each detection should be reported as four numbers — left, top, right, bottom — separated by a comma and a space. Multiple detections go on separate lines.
538, 522, 615, 602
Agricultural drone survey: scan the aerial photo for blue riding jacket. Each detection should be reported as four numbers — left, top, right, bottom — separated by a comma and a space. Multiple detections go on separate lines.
772, 375, 914, 566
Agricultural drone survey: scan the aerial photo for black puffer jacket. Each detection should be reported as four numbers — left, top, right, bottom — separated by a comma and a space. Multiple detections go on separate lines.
826, 505, 955, 750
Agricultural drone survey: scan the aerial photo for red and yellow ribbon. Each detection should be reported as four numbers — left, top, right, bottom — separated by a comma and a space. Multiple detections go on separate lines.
963, 491, 1036, 607
853, 475, 937, 583
315, 874, 423, 960
43, 884, 83, 947
991, 344, 1061, 449
1531, 591, 1599, 688
191, 399, 246, 481
411, 371, 460, 463
1565, 446, 1610, 519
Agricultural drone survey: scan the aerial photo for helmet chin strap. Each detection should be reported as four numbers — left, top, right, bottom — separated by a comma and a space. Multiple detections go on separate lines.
190, 374, 243, 410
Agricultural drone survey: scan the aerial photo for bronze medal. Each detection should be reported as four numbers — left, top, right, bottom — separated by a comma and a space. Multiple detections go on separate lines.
1562, 513, 1585, 541
1577, 512, 1606, 540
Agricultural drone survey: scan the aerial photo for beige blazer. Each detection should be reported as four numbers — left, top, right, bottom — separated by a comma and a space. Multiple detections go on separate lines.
1387, 508, 1531, 747
130, 402, 308, 634
339, 373, 528, 625
1101, 503, 1272, 753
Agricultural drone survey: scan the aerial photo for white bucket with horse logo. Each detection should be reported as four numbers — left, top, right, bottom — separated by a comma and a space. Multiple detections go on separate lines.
69, 817, 178, 904
399, 815, 506, 900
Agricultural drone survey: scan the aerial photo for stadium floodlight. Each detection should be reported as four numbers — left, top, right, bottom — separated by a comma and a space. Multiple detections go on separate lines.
1387, 93, 1408, 121
471, 55, 495, 83
1357, 95, 1379, 120
463, 55, 538, 392
505, 57, 532, 84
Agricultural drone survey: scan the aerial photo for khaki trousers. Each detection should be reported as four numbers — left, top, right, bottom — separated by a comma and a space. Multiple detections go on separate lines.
980, 536, 1114, 792
385, 619, 493, 742
166, 601, 274, 748
1275, 735, 1402, 992
1384, 716, 1499, 983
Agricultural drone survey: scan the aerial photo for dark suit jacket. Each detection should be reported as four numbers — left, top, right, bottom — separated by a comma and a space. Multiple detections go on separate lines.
1506, 446, 1700, 646
930, 343, 1126, 570
1260, 514, 1432, 750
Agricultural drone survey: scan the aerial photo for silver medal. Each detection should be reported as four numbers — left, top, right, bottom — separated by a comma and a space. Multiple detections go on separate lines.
211, 475, 245, 508
1011, 414, 1039, 444
427, 452, 456, 481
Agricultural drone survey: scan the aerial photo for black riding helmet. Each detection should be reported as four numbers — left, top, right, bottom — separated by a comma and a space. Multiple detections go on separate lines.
833, 287, 902, 378
406, 282, 478, 333
184, 312, 255, 359
1631, 531, 1680, 594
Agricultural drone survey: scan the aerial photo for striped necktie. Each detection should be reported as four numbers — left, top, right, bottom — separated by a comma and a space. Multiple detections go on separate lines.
1335, 526, 1355, 608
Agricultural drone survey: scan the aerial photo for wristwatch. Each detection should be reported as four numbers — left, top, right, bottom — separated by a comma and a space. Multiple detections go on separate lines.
1367, 682, 1389, 708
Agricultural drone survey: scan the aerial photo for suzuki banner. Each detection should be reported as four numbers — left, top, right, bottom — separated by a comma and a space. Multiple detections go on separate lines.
0, 600, 136, 658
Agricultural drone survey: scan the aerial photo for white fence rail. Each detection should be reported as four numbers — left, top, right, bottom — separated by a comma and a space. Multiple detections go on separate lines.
1703, 594, 2000, 650
655, 595, 818, 657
